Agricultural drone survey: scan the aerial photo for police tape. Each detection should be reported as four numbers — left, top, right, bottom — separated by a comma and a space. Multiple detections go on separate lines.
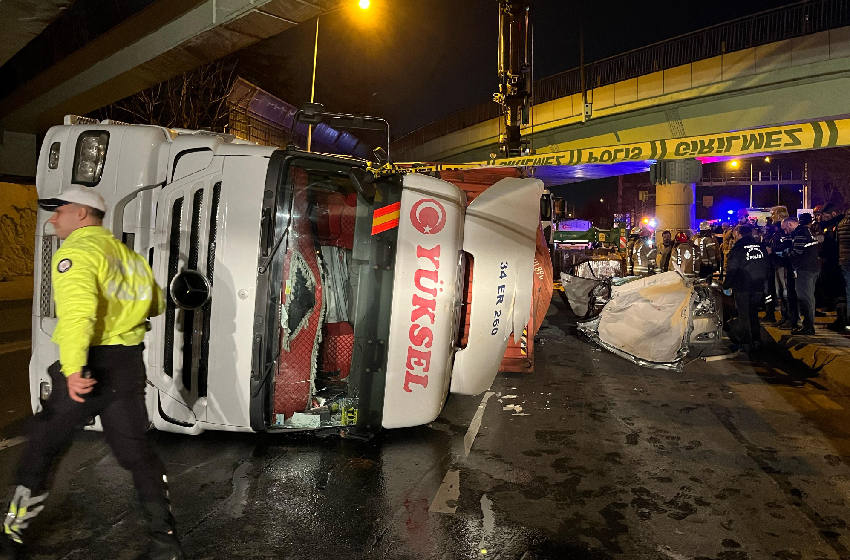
377, 117, 850, 175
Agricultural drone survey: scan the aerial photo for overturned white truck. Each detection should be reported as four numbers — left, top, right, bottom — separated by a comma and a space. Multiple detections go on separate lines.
30, 116, 542, 436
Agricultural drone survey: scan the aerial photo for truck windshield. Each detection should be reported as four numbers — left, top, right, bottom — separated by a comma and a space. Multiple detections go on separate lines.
265, 160, 400, 431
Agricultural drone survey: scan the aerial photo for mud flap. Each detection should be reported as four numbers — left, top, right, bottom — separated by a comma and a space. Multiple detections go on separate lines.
450, 177, 543, 395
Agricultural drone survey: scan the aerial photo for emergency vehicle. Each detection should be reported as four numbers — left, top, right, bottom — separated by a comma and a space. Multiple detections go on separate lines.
29, 115, 543, 436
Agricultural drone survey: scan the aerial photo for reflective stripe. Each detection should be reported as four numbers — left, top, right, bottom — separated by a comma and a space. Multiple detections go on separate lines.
803, 241, 819, 247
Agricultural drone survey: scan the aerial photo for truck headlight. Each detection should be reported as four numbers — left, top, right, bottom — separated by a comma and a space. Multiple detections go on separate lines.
48, 142, 61, 169
72, 131, 109, 186
39, 381, 52, 401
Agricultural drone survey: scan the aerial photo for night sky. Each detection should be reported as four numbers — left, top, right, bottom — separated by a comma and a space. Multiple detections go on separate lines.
237, 0, 798, 138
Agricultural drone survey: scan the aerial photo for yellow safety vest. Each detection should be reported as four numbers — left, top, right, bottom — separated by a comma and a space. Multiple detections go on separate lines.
51, 226, 165, 376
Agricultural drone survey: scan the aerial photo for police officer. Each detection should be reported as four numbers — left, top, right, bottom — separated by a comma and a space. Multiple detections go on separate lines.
2, 186, 184, 560
723, 225, 770, 350
695, 222, 719, 279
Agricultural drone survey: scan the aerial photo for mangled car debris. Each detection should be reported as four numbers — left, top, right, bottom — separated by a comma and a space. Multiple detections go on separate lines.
560, 258, 722, 370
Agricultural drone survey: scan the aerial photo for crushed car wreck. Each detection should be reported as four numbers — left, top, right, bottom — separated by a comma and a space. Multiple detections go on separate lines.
560, 258, 722, 370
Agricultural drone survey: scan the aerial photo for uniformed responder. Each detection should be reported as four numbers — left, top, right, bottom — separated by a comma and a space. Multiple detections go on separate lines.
667, 231, 697, 278
695, 222, 719, 279
626, 225, 642, 275
723, 224, 770, 351
2, 186, 184, 560
631, 227, 658, 276
657, 230, 673, 271
722, 209, 750, 276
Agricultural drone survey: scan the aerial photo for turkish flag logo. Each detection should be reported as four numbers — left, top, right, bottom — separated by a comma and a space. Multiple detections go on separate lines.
410, 198, 446, 235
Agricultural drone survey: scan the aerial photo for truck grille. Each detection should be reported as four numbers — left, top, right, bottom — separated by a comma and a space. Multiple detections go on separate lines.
198, 182, 221, 397
39, 236, 54, 317
163, 196, 184, 378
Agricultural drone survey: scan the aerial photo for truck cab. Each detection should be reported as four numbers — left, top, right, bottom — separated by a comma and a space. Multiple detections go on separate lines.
31, 119, 543, 436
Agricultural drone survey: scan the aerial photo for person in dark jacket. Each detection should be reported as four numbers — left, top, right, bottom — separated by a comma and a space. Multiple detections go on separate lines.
781, 216, 820, 336
768, 218, 798, 329
818, 203, 846, 328
837, 212, 850, 332
724, 225, 770, 349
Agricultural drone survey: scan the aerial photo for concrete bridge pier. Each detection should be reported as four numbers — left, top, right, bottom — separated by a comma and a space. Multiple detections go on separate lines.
650, 159, 701, 240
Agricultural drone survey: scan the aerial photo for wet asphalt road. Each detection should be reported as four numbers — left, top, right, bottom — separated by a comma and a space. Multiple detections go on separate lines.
3, 296, 850, 559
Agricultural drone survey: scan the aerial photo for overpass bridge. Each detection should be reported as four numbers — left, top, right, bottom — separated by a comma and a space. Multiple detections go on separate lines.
392, 0, 850, 235
0, 0, 343, 179
393, 0, 850, 177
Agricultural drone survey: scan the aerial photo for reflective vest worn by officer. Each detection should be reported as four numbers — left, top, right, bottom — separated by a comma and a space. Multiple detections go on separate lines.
52, 226, 165, 376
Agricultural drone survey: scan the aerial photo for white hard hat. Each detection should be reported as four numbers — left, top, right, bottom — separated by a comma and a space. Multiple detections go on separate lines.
38, 185, 107, 212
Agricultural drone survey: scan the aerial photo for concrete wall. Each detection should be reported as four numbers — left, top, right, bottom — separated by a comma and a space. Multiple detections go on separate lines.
0, 181, 37, 280
400, 26, 850, 163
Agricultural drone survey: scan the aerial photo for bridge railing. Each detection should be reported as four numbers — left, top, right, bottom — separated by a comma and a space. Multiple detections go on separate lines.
699, 169, 802, 185
392, 0, 850, 157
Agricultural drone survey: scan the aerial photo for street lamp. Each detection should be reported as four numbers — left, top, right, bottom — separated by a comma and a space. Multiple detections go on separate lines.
307, 1, 371, 151
729, 159, 754, 208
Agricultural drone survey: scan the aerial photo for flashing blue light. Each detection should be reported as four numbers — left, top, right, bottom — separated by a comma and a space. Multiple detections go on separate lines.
727, 210, 735, 215
649, 219, 657, 228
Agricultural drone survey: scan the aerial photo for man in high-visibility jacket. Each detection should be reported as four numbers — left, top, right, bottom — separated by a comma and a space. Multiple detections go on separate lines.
2, 186, 184, 560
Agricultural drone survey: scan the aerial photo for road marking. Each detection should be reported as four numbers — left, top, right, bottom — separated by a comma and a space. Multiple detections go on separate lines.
0, 437, 26, 451
809, 394, 844, 410
429, 469, 459, 513
431, 391, 496, 515
464, 391, 495, 457
476, 493, 494, 552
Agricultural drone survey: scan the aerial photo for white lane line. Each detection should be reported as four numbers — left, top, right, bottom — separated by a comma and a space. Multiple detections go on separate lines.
431, 391, 496, 515
0, 436, 26, 452
464, 391, 495, 457
477, 493, 494, 551
429, 469, 459, 514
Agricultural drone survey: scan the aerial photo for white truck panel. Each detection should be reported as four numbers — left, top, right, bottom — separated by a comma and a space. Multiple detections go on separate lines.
450, 177, 543, 395
382, 174, 466, 429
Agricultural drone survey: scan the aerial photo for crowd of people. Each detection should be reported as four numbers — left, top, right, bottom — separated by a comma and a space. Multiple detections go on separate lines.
626, 204, 850, 351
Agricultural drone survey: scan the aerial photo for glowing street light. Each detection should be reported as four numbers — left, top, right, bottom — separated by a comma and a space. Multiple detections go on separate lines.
764, 156, 771, 163
730, 160, 739, 168
307, 0, 372, 151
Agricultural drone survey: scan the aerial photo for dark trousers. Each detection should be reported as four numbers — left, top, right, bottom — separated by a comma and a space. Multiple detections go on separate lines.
15, 345, 174, 533
765, 262, 777, 314
843, 265, 850, 324
796, 270, 818, 330
732, 290, 763, 345
699, 265, 716, 280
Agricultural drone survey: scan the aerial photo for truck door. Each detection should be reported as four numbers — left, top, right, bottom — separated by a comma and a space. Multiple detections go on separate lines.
148, 159, 222, 430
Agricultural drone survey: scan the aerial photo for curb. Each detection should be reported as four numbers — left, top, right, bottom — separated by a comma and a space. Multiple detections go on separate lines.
764, 325, 850, 393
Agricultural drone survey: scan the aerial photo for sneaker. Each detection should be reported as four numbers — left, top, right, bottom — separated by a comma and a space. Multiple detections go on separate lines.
774, 318, 789, 328
792, 326, 816, 336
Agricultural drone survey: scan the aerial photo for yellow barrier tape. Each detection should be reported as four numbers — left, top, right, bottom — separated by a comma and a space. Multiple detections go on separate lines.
386, 118, 850, 174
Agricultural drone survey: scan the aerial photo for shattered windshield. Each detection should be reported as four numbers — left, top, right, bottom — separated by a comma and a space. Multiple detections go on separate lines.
266, 160, 400, 430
